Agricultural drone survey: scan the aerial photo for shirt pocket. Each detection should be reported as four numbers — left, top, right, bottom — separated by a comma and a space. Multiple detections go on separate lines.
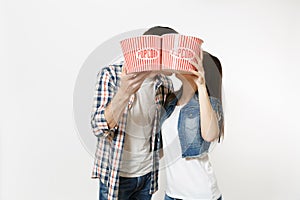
184, 108, 199, 131
179, 106, 201, 148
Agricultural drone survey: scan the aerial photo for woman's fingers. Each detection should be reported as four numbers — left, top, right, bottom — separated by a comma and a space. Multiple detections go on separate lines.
189, 70, 205, 86
189, 54, 204, 73
189, 70, 204, 79
194, 54, 202, 67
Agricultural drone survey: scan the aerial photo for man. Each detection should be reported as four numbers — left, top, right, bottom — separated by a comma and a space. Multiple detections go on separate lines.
90, 26, 176, 200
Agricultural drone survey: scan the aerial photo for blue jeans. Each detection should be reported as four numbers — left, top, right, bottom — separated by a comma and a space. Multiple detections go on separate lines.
164, 194, 222, 200
99, 172, 152, 200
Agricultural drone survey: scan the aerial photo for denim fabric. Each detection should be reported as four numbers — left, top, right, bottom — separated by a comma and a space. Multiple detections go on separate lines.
164, 194, 182, 200
162, 89, 223, 158
164, 193, 222, 200
99, 179, 109, 200
178, 93, 211, 158
99, 172, 152, 200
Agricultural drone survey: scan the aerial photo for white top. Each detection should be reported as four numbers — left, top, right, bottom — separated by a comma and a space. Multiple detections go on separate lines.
161, 105, 221, 200
120, 77, 155, 177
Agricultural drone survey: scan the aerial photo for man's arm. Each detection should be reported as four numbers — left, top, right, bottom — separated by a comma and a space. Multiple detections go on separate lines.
91, 67, 117, 137
91, 66, 152, 137
104, 71, 151, 129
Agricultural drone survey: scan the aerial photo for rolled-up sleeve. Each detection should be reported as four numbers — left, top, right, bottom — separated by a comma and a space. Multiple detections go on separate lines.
91, 67, 116, 137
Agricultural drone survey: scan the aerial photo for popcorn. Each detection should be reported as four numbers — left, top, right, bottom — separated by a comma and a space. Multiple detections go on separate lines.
120, 34, 203, 74
162, 34, 203, 73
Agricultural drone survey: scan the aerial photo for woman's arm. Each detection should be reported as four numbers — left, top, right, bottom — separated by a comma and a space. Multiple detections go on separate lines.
176, 70, 220, 142
190, 54, 221, 142
197, 84, 220, 142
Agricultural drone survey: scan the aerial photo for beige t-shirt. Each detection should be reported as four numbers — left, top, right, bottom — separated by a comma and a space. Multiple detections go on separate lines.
119, 77, 156, 177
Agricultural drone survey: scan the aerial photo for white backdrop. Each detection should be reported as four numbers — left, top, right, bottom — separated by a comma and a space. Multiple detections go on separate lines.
1, 0, 300, 199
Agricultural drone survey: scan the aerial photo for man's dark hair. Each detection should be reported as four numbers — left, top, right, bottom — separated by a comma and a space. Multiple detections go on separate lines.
143, 26, 178, 36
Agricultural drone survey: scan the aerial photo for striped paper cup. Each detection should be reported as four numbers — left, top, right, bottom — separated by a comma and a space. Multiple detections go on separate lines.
162, 34, 203, 73
120, 35, 161, 74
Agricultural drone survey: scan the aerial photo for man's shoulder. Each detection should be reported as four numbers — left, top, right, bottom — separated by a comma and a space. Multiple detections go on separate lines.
97, 62, 123, 77
104, 61, 123, 72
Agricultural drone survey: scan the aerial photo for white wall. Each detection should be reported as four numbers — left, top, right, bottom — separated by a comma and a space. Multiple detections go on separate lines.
1, 0, 300, 199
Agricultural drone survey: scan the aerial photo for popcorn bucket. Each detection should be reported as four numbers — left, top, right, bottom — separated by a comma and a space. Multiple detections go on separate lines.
162, 34, 203, 73
120, 35, 161, 74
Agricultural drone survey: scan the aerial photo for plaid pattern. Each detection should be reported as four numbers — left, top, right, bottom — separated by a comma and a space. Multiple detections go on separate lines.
91, 62, 173, 200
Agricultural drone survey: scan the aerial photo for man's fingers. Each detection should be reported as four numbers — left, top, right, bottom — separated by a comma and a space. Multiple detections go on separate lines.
130, 73, 137, 79
131, 72, 152, 81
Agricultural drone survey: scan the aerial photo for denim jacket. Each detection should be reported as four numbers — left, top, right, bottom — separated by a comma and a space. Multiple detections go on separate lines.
161, 88, 224, 158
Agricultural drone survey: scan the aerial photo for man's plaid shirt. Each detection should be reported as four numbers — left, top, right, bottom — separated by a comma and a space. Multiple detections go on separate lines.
91, 63, 173, 200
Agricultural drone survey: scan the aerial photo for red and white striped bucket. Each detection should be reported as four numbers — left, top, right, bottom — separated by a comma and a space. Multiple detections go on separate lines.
120, 35, 161, 74
162, 34, 203, 73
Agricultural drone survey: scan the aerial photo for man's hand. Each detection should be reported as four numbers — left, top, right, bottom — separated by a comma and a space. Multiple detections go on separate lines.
118, 70, 153, 98
104, 67, 154, 131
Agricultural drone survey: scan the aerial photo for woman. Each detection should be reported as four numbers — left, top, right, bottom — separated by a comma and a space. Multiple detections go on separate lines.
161, 52, 224, 200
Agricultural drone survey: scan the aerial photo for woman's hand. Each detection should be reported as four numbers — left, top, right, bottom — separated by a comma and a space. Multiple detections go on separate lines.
189, 54, 206, 87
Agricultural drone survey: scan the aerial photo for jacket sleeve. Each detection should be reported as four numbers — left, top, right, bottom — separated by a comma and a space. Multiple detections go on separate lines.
91, 67, 116, 137
209, 96, 224, 141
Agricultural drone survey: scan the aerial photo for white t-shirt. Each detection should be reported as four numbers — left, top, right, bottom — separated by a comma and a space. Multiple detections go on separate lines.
161, 105, 221, 200
120, 77, 156, 177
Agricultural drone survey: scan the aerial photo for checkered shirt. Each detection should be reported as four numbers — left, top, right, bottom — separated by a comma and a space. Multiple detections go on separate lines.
90, 63, 173, 200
